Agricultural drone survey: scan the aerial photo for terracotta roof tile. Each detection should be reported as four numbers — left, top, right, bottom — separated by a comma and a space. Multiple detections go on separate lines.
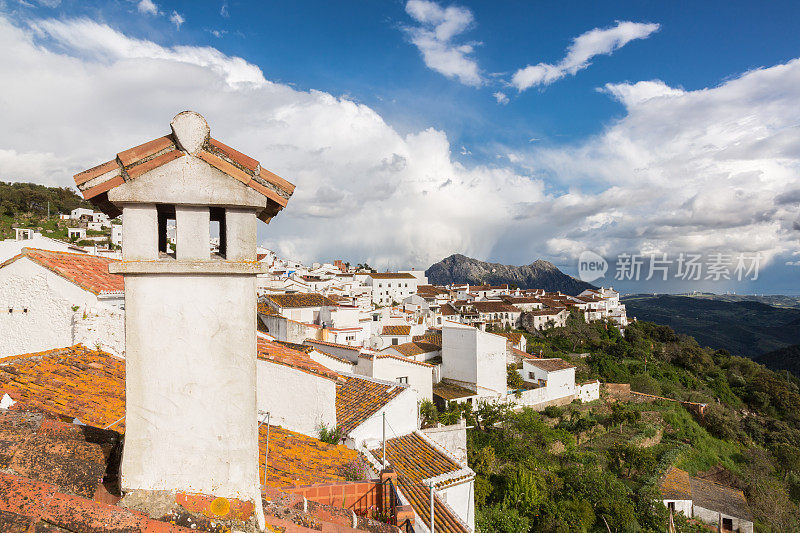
381, 325, 410, 336
0, 345, 126, 430
432, 382, 476, 401
268, 293, 336, 309
527, 358, 575, 372
208, 137, 259, 173
412, 333, 442, 347
257, 338, 340, 382
335, 376, 405, 434
372, 433, 471, 533
387, 342, 440, 358
305, 339, 362, 353
0, 248, 123, 295
495, 331, 523, 345
367, 273, 416, 280
73, 126, 294, 223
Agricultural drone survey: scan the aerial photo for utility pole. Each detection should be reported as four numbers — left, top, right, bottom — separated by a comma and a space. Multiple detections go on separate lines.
381, 411, 386, 469
429, 482, 435, 533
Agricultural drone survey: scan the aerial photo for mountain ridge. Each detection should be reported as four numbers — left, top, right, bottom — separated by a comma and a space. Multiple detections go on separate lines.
425, 253, 595, 295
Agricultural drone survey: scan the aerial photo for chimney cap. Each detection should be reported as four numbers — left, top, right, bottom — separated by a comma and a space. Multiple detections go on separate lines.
170, 111, 210, 154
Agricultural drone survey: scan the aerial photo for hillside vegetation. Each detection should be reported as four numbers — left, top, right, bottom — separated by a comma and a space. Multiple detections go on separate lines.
442, 314, 800, 532
622, 295, 800, 360
0, 181, 96, 242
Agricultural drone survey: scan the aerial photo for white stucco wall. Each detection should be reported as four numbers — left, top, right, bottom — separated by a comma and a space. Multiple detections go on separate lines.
256, 359, 337, 438
72, 304, 125, 357
693, 506, 753, 533
346, 381, 419, 448
309, 350, 357, 374
439, 480, 475, 532
121, 273, 260, 502
0, 258, 103, 357
421, 420, 467, 465
370, 356, 434, 400
305, 340, 362, 363
576, 381, 600, 402
442, 322, 478, 391
662, 499, 692, 519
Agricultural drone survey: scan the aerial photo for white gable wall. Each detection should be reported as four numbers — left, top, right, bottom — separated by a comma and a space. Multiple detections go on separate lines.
0, 257, 106, 357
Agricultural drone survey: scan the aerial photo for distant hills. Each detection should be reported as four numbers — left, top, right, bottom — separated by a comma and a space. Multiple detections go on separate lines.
425, 254, 595, 295
756, 344, 800, 377
622, 295, 800, 374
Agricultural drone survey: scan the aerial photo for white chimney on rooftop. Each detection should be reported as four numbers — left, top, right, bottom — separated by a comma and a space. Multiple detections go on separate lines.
74, 111, 295, 530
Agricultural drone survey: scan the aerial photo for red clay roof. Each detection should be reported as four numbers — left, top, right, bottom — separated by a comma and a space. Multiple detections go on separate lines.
367, 273, 416, 280
335, 375, 405, 433
1, 248, 123, 295
73, 121, 295, 223
257, 338, 340, 381
381, 325, 411, 336
387, 341, 440, 358
527, 358, 575, 372
267, 293, 337, 309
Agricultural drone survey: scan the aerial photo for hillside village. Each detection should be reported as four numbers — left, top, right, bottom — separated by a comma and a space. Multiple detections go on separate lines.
0, 113, 765, 533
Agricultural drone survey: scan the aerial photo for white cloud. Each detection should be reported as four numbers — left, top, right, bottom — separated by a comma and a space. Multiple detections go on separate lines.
169, 10, 184, 29
137, 0, 158, 16
403, 0, 482, 86
524, 61, 800, 265
220, 2, 229, 18
29, 18, 265, 86
0, 15, 543, 268
493, 91, 509, 105
599, 79, 682, 106
512, 21, 659, 91
1, 13, 798, 274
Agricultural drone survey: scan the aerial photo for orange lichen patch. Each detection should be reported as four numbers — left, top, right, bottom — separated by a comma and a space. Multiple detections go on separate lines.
0, 345, 126, 431
659, 466, 693, 500
412, 333, 442, 347
267, 293, 337, 309
0, 248, 123, 295
175, 492, 254, 521
380, 325, 410, 336
257, 338, 340, 382
258, 424, 357, 489
335, 375, 404, 434
372, 433, 461, 485
257, 301, 279, 316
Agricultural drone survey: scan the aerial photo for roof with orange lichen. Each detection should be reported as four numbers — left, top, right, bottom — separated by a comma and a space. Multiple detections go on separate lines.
257, 300, 279, 316
659, 466, 692, 500
257, 338, 340, 382
0, 345, 126, 430
381, 325, 411, 336
495, 331, 523, 345
335, 375, 406, 434
0, 248, 123, 295
659, 466, 753, 521
412, 333, 442, 346
0, 345, 367, 514
267, 293, 337, 309
73, 112, 294, 223
258, 423, 357, 489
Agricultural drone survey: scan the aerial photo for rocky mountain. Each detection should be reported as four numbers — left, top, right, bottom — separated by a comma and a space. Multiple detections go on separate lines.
424, 254, 595, 295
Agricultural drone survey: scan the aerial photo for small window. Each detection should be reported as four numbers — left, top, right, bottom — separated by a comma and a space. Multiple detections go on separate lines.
392, 338, 398, 345
398, 376, 408, 384
156, 204, 176, 257
210, 207, 227, 258
667, 502, 675, 512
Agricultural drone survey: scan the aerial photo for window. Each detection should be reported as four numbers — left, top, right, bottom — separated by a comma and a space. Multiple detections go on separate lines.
667, 502, 675, 512
398, 376, 408, 384
529, 372, 535, 379
392, 338, 398, 345
209, 207, 226, 258
722, 518, 732, 530
373, 315, 379, 322
156, 204, 176, 256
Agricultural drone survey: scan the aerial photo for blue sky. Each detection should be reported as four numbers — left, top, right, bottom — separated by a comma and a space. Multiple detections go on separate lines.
0, 0, 799, 293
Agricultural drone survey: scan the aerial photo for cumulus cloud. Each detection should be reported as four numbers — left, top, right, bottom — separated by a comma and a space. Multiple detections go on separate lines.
512, 21, 659, 91
403, 0, 482, 86
524, 62, 800, 265
0, 15, 543, 267
137, 0, 158, 16
1, 13, 798, 274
